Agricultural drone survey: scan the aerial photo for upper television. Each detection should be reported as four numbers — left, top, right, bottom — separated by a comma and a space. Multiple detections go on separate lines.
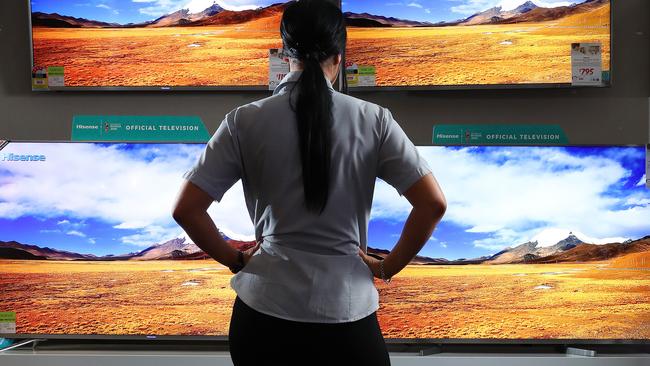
1, 142, 648, 342
342, 0, 612, 89
29, 0, 294, 90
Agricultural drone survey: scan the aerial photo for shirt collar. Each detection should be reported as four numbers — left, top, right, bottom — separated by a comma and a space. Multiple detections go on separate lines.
273, 71, 335, 95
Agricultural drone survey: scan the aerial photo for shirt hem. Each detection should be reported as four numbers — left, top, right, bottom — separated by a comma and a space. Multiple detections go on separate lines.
234, 290, 380, 324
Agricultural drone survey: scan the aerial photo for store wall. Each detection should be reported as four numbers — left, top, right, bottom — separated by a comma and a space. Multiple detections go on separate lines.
0, 0, 648, 145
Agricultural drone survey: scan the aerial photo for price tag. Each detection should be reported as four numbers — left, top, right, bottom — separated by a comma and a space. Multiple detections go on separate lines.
346, 63, 376, 88
571, 43, 603, 86
0, 312, 16, 334
269, 49, 290, 91
47, 66, 65, 87
32, 66, 48, 90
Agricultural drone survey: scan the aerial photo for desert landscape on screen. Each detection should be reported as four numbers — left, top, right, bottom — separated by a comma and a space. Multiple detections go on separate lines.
2, 143, 648, 340
30, 0, 610, 87
0, 258, 649, 339
1, 235, 649, 339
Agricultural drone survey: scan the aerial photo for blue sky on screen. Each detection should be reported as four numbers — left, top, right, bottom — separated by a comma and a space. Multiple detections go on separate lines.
342, 0, 586, 23
1, 143, 648, 259
31, 0, 283, 24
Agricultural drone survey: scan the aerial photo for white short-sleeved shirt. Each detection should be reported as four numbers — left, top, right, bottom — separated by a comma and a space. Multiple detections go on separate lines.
184, 71, 431, 323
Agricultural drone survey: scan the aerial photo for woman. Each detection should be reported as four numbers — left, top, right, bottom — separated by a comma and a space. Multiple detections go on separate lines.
172, 1, 446, 364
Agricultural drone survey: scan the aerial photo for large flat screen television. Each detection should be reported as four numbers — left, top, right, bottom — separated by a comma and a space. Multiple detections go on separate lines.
29, 0, 294, 90
342, 0, 612, 89
1, 142, 648, 342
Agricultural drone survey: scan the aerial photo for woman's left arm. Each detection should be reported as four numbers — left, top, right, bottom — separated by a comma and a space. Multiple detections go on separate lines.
172, 180, 255, 268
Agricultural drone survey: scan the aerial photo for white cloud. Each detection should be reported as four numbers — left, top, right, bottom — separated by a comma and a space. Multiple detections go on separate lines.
67, 230, 87, 238
440, 241, 448, 249
97, 4, 111, 9
451, 0, 577, 16
407, 2, 423, 8
0, 143, 254, 247
638, 174, 647, 187
370, 146, 650, 251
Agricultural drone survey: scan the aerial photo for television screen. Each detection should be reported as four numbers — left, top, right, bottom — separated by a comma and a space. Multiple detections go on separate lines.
1, 143, 648, 341
29, 1, 293, 90
342, 0, 611, 88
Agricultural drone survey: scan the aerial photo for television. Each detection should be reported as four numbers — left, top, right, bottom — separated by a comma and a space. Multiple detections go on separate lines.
342, 0, 612, 89
1, 142, 648, 343
28, 0, 295, 90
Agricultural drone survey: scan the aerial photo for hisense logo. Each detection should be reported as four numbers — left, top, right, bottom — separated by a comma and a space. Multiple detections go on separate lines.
2, 153, 46, 162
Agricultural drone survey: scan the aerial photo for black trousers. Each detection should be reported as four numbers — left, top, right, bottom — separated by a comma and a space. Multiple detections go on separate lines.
229, 297, 391, 366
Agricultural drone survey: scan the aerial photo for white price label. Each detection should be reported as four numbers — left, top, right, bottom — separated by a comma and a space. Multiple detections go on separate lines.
269, 49, 290, 91
0, 312, 16, 334
571, 43, 603, 86
48, 74, 64, 87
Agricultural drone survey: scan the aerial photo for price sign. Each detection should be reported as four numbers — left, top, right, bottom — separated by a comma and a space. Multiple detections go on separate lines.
269, 49, 290, 90
571, 43, 603, 86
0, 312, 16, 334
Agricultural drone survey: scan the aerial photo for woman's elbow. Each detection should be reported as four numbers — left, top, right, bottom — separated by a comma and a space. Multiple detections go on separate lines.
172, 204, 190, 225
434, 197, 447, 221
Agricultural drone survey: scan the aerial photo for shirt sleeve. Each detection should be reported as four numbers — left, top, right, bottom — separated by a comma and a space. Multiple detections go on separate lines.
377, 108, 432, 195
183, 113, 241, 202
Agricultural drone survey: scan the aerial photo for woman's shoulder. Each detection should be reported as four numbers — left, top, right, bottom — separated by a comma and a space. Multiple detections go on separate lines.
224, 92, 290, 125
332, 91, 392, 125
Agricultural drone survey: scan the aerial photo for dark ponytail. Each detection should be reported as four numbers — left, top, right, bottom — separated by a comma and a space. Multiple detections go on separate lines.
280, 0, 346, 214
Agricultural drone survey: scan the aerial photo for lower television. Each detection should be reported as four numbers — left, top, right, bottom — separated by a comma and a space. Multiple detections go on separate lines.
1, 142, 648, 342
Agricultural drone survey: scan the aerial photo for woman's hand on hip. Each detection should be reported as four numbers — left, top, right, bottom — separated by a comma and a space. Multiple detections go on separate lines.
242, 242, 261, 266
358, 248, 383, 279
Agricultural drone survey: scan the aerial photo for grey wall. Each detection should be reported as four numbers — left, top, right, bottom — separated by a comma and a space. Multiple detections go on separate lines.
1, 0, 648, 144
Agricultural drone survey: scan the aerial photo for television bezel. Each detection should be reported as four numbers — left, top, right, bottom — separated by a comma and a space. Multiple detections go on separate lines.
27, 0, 614, 92
0, 141, 646, 345
342, 0, 614, 92
26, 0, 295, 92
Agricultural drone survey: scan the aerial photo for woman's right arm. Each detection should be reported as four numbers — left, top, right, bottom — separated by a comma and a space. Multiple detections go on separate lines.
359, 174, 446, 280
380, 173, 446, 278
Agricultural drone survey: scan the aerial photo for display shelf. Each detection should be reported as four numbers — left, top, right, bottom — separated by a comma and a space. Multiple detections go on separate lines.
1, 350, 649, 366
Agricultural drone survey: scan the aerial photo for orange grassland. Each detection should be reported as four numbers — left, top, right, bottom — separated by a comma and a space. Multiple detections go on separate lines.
31, 3, 610, 88
347, 4, 611, 86
1, 258, 649, 339
32, 19, 282, 87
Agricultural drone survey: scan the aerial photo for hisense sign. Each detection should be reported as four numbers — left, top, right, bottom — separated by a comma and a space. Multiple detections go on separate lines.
2, 153, 46, 162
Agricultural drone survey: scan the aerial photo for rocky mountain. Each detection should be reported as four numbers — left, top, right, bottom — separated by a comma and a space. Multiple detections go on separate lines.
488, 234, 586, 264
535, 233, 583, 257
367, 246, 448, 264
129, 237, 202, 260
488, 240, 540, 264
529, 236, 650, 264
486, 233, 650, 264
460, 0, 544, 25
345, 0, 609, 28
491, 0, 610, 25
191, 3, 288, 26
31, 12, 120, 28
148, 3, 225, 27
0, 240, 97, 260
31, 1, 282, 28
0, 247, 46, 260
344, 12, 432, 28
